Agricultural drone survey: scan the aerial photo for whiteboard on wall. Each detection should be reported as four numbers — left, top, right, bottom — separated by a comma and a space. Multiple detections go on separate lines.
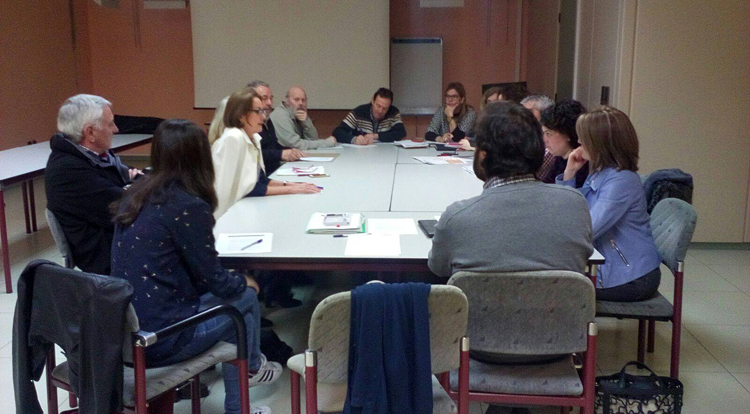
390, 38, 442, 115
190, 0, 389, 109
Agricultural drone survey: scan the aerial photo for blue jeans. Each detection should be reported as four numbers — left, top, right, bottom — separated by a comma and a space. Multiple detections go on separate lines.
158, 289, 262, 414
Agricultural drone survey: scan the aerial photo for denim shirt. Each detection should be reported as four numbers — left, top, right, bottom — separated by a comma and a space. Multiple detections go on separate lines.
557, 168, 661, 288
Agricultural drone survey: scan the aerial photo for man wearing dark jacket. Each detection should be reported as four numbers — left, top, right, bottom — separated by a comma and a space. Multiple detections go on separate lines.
248, 80, 305, 174
45, 94, 139, 275
333, 88, 407, 145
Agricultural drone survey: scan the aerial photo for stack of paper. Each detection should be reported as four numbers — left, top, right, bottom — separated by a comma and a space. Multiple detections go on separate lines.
413, 156, 470, 165
367, 218, 418, 235
394, 140, 429, 149
306, 212, 365, 234
344, 234, 401, 256
276, 165, 325, 176
216, 233, 273, 254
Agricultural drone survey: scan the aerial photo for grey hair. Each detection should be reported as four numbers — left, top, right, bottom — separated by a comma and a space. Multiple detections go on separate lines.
247, 80, 270, 89
57, 94, 112, 143
520, 94, 554, 112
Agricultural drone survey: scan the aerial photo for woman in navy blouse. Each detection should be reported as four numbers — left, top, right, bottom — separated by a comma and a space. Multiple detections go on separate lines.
539, 99, 589, 187
558, 107, 662, 302
111, 120, 279, 414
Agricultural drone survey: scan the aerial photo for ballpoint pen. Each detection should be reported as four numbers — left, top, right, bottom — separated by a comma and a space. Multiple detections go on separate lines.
241, 239, 263, 251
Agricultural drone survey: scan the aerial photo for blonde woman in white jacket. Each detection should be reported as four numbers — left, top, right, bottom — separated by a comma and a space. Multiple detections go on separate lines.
212, 88, 320, 219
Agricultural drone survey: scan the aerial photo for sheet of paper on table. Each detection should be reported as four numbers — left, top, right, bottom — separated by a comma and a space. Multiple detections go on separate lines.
341, 143, 377, 148
462, 166, 475, 176
344, 234, 401, 256
413, 156, 470, 165
367, 218, 418, 235
216, 233, 273, 254
300, 157, 335, 162
276, 166, 325, 176
394, 140, 429, 148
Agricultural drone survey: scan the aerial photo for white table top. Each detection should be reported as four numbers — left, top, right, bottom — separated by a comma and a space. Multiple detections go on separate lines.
216, 143, 604, 266
0, 134, 152, 185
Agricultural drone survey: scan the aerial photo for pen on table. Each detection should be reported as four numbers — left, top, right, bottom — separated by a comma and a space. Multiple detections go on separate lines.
333, 234, 347, 238
317, 186, 324, 190
241, 239, 263, 250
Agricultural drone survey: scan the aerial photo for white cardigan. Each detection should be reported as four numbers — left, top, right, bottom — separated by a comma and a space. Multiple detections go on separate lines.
212, 127, 266, 219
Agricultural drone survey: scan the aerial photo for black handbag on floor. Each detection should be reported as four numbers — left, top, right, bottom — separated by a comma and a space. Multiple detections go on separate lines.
595, 361, 684, 414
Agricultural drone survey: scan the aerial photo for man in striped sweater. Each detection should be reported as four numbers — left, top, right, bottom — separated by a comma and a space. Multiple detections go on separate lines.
332, 88, 407, 145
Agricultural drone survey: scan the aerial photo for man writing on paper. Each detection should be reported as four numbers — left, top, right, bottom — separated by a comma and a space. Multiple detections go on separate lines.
333, 88, 407, 145
269, 86, 337, 150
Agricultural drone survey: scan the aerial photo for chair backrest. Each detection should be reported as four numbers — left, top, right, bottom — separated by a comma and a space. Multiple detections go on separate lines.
45, 209, 74, 268
307, 284, 468, 384
448, 270, 594, 356
650, 198, 697, 274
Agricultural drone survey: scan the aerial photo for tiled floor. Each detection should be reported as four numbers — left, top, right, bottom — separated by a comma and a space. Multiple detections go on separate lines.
1, 180, 748, 413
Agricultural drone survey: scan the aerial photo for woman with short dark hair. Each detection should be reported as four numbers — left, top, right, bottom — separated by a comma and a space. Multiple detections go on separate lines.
560, 107, 662, 302
111, 119, 279, 414
425, 82, 477, 142
539, 99, 589, 187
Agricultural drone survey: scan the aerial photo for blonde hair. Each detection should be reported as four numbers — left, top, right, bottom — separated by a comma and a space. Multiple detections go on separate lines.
576, 106, 639, 172
207, 97, 228, 145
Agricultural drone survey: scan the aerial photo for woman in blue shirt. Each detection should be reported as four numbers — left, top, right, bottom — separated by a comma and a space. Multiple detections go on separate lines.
111, 119, 278, 414
557, 107, 662, 302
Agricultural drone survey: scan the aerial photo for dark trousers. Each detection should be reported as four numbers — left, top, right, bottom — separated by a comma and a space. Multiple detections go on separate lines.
596, 267, 662, 302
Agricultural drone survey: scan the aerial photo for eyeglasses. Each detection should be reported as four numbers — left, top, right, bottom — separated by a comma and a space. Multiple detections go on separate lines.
249, 109, 267, 116
444, 94, 460, 100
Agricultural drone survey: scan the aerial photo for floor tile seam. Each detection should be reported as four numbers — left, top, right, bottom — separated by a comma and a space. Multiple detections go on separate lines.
729, 373, 750, 393
683, 323, 749, 376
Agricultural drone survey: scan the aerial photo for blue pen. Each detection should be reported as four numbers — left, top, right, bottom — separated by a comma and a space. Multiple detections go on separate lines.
241, 239, 263, 251
317, 186, 324, 190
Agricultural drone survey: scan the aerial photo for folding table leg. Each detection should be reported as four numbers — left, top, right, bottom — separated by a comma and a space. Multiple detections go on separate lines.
22, 182, 31, 234
0, 189, 12, 293
28, 179, 37, 232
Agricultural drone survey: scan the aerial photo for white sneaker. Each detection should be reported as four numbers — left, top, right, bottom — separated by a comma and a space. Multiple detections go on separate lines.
251, 406, 272, 414
248, 354, 283, 387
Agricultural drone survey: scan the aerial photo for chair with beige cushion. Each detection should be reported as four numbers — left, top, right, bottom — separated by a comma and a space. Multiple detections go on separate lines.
287, 284, 469, 414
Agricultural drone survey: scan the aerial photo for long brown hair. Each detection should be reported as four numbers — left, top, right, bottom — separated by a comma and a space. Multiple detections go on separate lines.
445, 82, 472, 122
576, 106, 639, 172
112, 119, 218, 226
223, 87, 259, 129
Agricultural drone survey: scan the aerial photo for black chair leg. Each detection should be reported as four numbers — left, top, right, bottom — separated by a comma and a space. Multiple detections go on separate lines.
637, 320, 646, 363
647, 320, 656, 353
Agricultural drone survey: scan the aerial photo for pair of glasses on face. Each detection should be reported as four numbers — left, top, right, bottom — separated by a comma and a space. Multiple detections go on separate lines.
444, 94, 460, 100
249, 109, 269, 116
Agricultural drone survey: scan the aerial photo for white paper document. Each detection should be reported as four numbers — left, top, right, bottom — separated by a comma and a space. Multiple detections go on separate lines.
306, 212, 365, 234
367, 218, 418, 235
216, 233, 273, 254
462, 166, 475, 176
299, 157, 335, 162
344, 234, 401, 256
341, 143, 377, 148
394, 140, 429, 148
413, 156, 470, 165
276, 166, 325, 176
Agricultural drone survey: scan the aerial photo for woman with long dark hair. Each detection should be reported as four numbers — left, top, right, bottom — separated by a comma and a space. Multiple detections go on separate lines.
425, 82, 477, 142
111, 119, 279, 414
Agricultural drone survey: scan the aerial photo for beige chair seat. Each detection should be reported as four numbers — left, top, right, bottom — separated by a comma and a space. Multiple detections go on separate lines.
52, 341, 237, 407
288, 353, 457, 414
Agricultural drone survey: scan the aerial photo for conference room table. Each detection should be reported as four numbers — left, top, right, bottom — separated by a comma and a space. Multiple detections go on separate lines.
0, 134, 152, 293
216, 142, 604, 275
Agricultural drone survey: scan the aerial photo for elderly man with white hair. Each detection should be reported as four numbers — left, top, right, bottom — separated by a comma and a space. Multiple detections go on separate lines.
45, 94, 140, 275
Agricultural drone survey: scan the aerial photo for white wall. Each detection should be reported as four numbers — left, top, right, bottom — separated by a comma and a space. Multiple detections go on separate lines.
576, 0, 750, 242
190, 0, 390, 109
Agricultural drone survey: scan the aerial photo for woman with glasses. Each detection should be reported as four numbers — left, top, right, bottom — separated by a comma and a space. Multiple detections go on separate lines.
425, 82, 477, 143
212, 87, 320, 219
539, 99, 589, 188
